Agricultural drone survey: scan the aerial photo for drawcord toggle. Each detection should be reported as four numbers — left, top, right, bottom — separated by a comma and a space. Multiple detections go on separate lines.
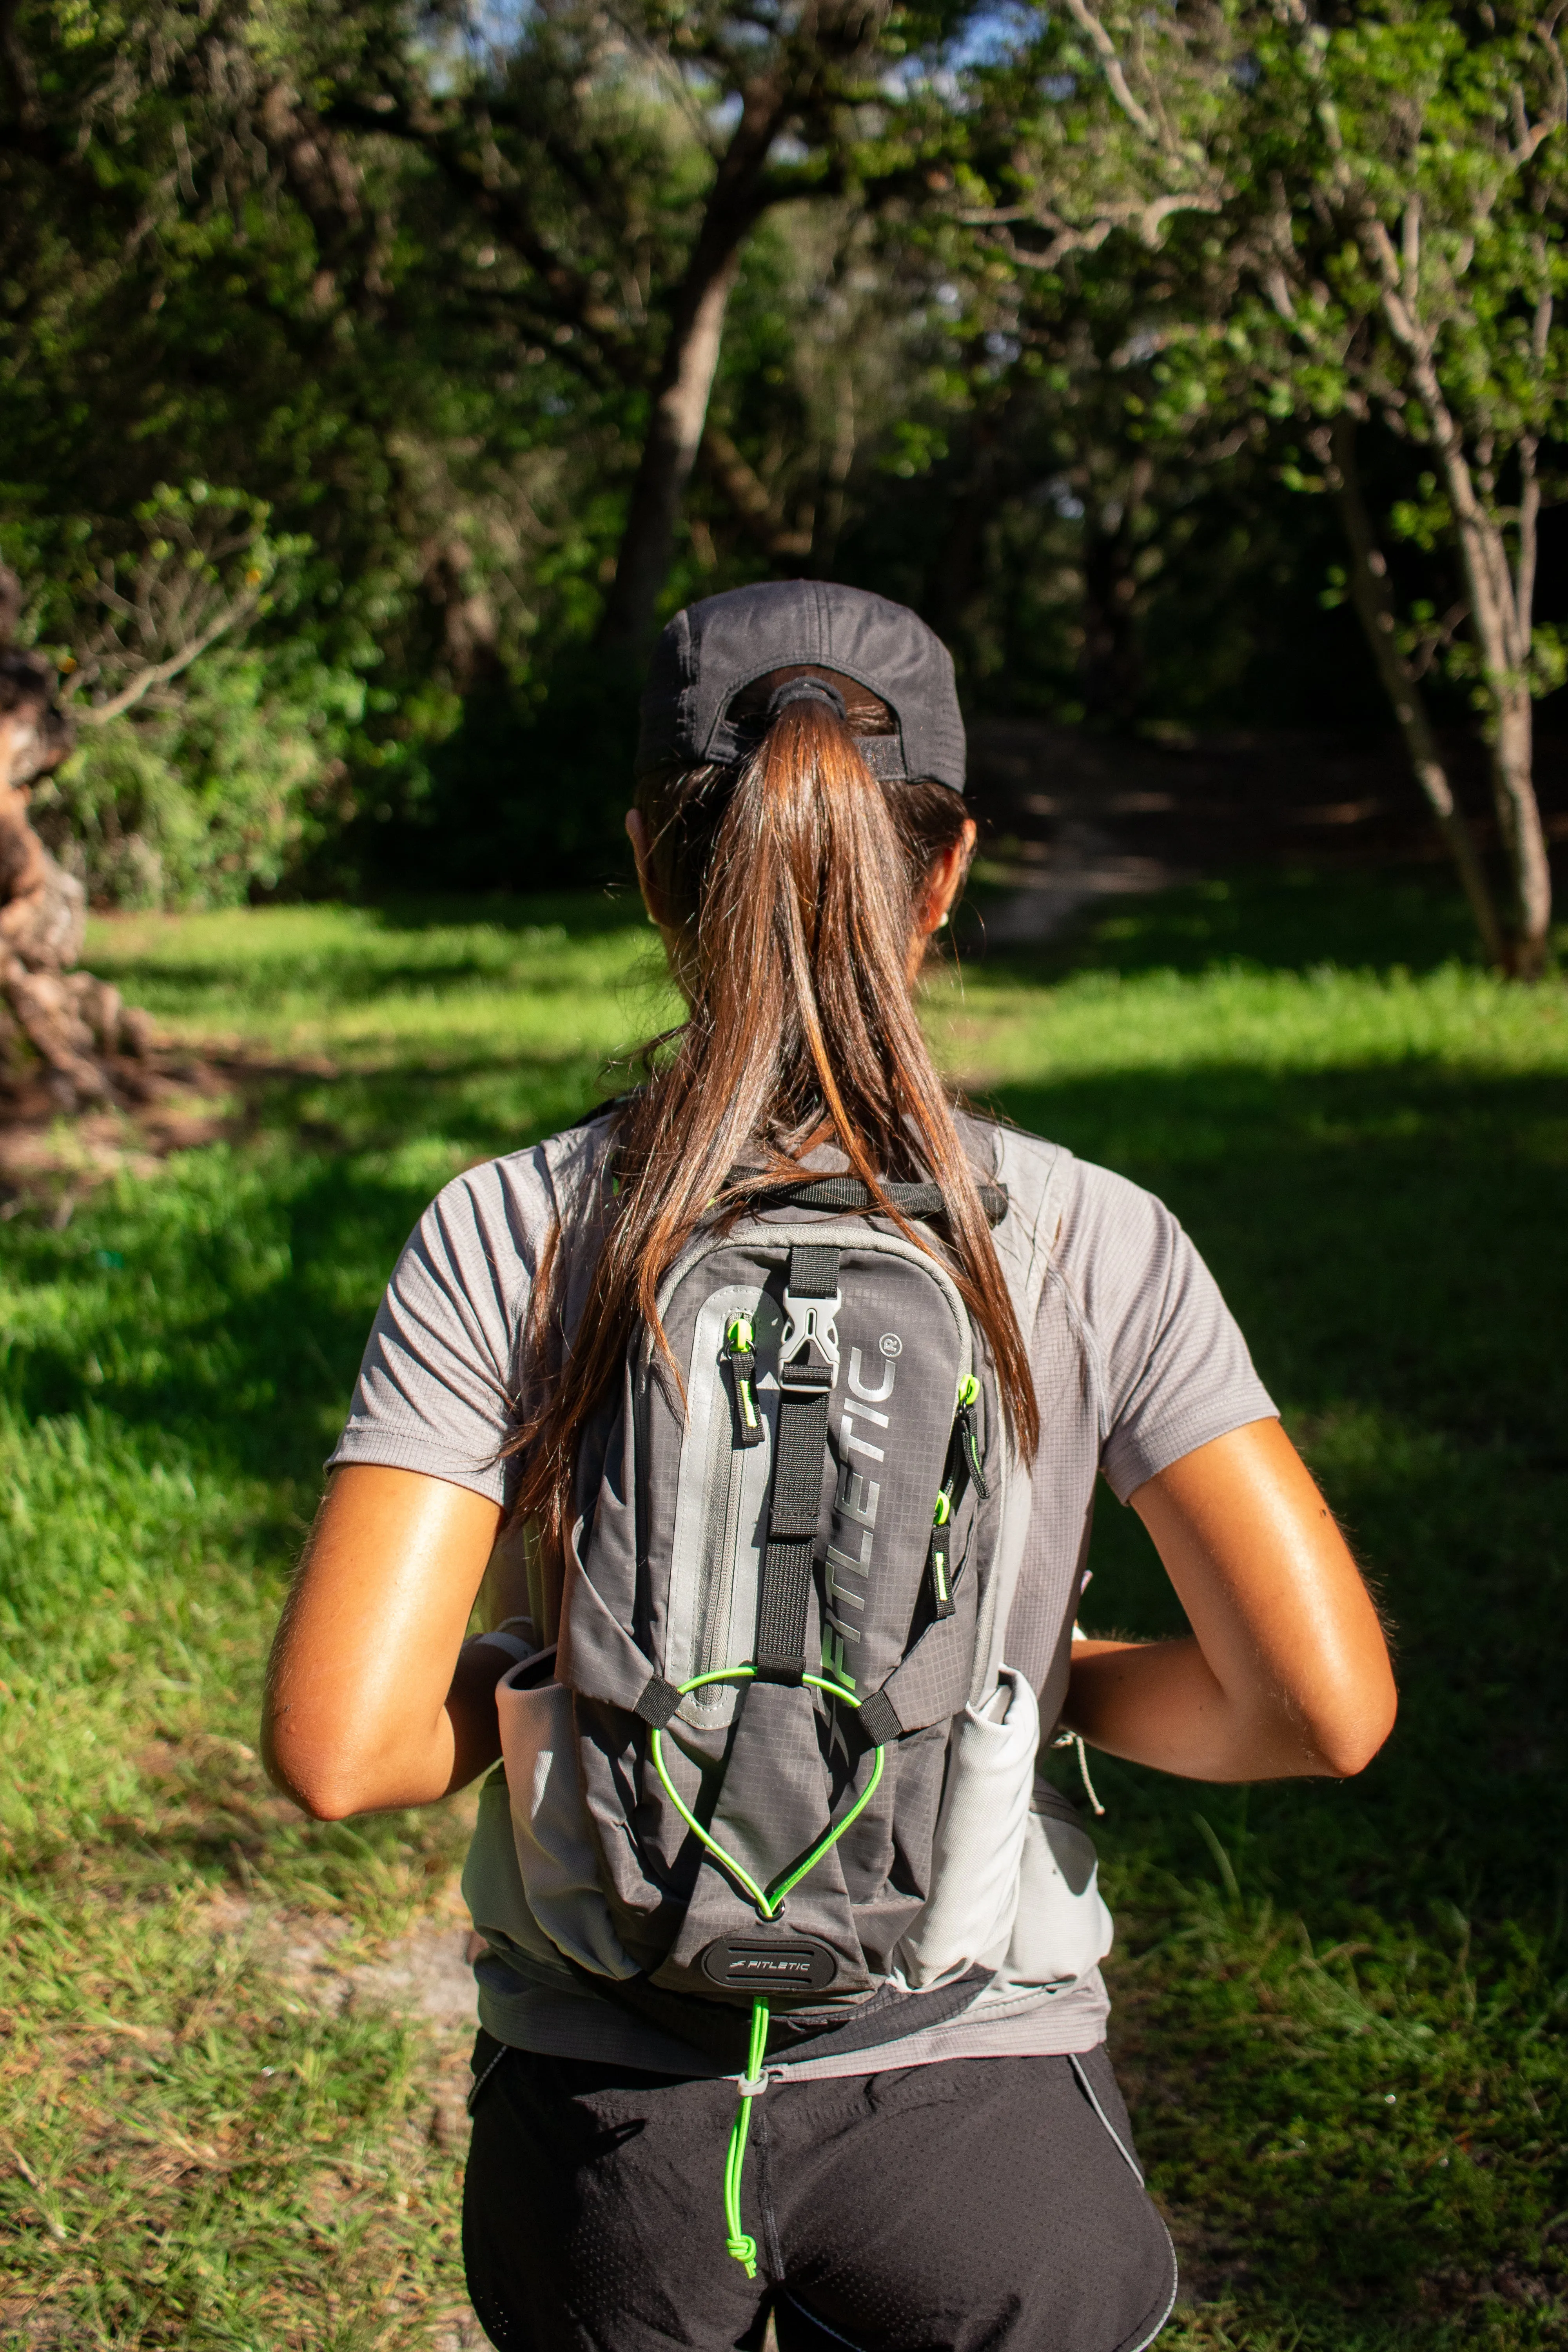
1054, 1622, 1106, 1816
724, 1999, 772, 2276
646, 1668, 887, 2272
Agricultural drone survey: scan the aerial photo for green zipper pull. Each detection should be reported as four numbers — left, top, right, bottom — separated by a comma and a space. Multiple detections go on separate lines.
724, 1314, 764, 1448
956, 1373, 988, 1497
927, 1485, 956, 1619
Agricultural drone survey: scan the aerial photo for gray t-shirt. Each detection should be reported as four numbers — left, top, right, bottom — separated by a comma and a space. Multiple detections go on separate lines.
330, 1120, 1276, 2076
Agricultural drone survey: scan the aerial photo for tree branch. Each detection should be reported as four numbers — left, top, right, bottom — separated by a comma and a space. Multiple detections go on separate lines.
1059, 0, 1158, 141
1360, 217, 1524, 664
71, 595, 259, 726
0, 0, 43, 134
318, 91, 647, 385
702, 426, 813, 558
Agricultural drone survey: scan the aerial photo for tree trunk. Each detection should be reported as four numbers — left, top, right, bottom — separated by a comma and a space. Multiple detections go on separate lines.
1327, 419, 1506, 967
0, 849, 152, 1107
1445, 482, 1553, 975
927, 428, 999, 650
597, 248, 744, 648
596, 74, 794, 651
0, 604, 154, 1105
1080, 457, 1151, 729
1367, 285, 1555, 974
1487, 683, 1553, 978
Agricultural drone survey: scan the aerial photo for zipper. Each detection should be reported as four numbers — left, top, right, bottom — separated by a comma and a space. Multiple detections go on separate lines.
956, 1372, 988, 1497
723, 1312, 764, 1448
927, 1485, 956, 1620
698, 1432, 750, 1684
649, 1220, 981, 1667
926, 1373, 989, 1618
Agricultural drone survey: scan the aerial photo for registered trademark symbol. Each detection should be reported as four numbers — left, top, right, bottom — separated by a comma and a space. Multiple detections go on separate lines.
879, 1332, 902, 1357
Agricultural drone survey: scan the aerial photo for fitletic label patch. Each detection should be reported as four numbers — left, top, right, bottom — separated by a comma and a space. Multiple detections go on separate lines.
700, 1937, 839, 1993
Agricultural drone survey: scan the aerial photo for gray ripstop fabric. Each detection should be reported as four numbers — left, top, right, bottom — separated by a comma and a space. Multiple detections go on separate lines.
554, 1205, 1024, 2040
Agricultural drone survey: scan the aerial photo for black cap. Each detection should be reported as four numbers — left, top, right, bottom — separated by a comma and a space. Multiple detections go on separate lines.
635, 579, 966, 794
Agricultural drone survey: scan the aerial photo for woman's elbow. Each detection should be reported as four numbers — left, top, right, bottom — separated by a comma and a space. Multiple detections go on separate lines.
1303, 1671, 1398, 1779
279, 1770, 364, 1823
261, 1714, 372, 1822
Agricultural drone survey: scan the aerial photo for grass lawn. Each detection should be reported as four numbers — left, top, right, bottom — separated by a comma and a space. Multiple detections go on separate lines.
2, 867, 1564, 2349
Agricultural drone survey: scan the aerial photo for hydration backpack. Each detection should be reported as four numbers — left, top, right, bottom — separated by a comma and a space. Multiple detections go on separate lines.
495, 1150, 1111, 2271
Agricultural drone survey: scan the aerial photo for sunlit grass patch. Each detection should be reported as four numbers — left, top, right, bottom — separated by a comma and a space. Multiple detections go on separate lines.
928, 952, 1568, 1096
85, 895, 674, 1063
0, 1886, 469, 2352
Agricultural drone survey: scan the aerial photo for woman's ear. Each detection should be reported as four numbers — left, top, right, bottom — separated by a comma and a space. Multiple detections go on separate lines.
920, 818, 977, 933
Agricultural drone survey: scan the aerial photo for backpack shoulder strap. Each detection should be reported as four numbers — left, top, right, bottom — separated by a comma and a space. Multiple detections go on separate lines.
984, 1125, 1068, 1337
964, 1125, 1071, 1703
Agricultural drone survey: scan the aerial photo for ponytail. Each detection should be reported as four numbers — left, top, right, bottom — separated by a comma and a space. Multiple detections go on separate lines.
510, 679, 1039, 1561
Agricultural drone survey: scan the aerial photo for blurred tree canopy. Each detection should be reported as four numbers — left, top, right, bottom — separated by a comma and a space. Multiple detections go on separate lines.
1, 1, 1565, 960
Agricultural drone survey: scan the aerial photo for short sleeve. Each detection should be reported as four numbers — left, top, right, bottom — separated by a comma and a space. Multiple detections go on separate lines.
327, 1150, 555, 1504
1060, 1166, 1277, 1503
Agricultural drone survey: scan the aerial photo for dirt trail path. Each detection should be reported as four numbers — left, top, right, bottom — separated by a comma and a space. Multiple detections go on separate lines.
965, 716, 1568, 942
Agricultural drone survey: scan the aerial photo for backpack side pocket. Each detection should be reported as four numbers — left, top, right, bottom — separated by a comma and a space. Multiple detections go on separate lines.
1000, 1781, 1114, 1991
893, 1664, 1038, 1988
496, 1664, 639, 1980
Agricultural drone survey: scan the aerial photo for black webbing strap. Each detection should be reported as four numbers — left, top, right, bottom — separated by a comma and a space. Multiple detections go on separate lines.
786, 1241, 841, 1298
724, 1171, 1009, 1230
635, 1675, 684, 1728
754, 1243, 840, 1684
856, 1689, 902, 1747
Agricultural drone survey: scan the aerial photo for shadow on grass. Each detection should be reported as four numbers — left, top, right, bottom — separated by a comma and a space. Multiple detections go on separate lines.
997, 1055, 1567, 1925
228, 1051, 621, 1159
365, 888, 642, 936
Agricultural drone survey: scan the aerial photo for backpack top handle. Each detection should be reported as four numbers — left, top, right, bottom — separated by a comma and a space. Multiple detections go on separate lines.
726, 1171, 1010, 1229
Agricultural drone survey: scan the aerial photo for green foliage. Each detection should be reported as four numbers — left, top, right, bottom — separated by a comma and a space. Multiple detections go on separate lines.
29, 644, 364, 906
2, 480, 366, 902
965, 2, 1568, 705
4, 0, 1567, 911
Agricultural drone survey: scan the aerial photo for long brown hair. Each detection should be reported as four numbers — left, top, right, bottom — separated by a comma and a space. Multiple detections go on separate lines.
511, 668, 1039, 1559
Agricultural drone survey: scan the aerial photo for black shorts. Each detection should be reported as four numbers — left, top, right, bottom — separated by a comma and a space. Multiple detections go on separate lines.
463, 2035, 1176, 2352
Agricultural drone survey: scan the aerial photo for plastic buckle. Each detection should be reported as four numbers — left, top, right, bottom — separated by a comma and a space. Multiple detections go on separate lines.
779, 1286, 841, 1390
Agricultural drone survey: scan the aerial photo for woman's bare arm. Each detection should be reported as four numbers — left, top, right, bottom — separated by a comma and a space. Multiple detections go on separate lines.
263, 1465, 508, 1820
1061, 1419, 1396, 1781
